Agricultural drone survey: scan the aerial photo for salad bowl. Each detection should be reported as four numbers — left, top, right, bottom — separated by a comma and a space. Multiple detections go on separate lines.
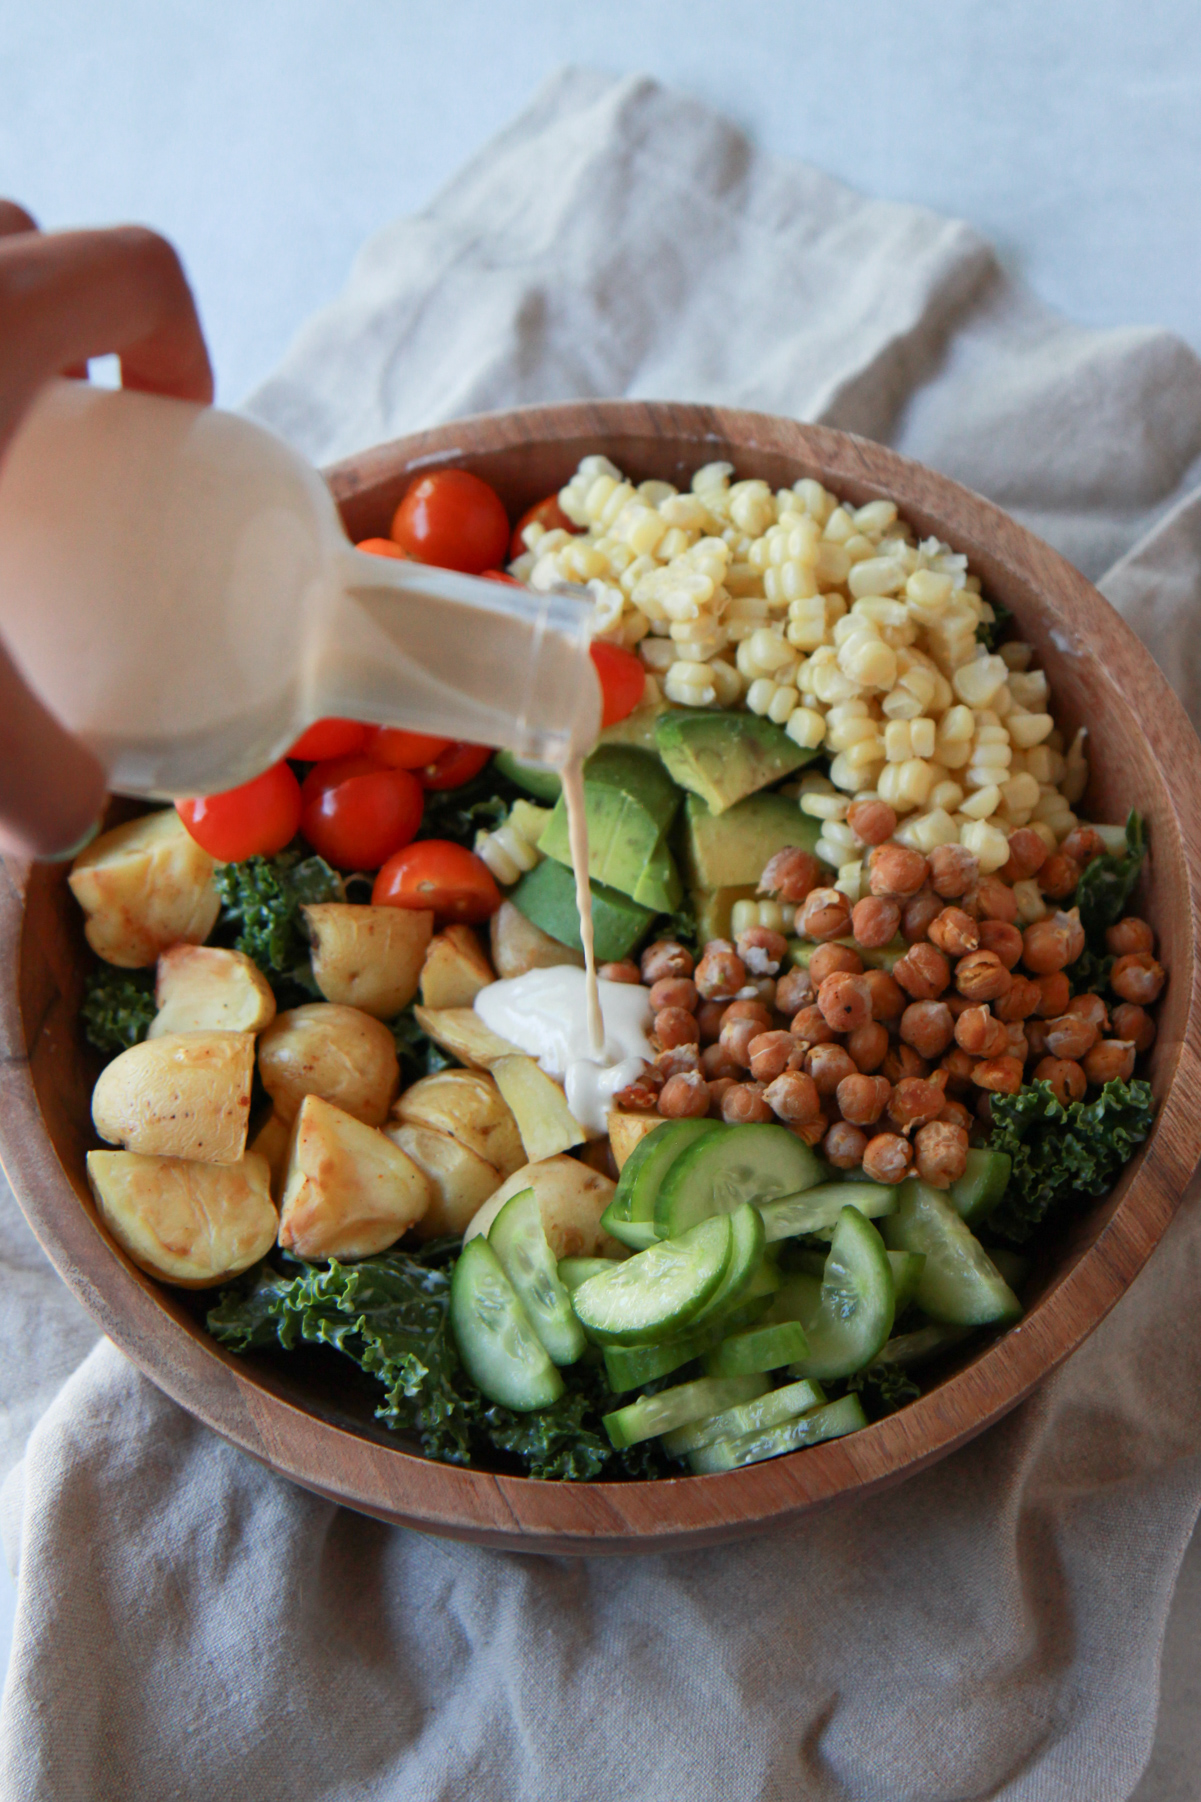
2, 398, 1201, 1554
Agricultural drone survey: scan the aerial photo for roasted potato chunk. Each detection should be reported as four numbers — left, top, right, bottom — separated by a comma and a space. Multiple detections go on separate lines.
87, 1149, 277, 1287
419, 924, 496, 1009
391, 1068, 524, 1179
465, 1155, 620, 1259
68, 810, 220, 968
412, 1005, 521, 1070
304, 903, 433, 1019
490, 1054, 586, 1160
490, 900, 584, 980
608, 1110, 663, 1170
249, 1111, 291, 1198
278, 1094, 431, 1259
385, 1121, 499, 1238
92, 1031, 255, 1164
258, 1002, 399, 1127
149, 944, 276, 1039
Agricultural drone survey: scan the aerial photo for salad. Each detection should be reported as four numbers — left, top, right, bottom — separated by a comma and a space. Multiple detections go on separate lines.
70, 455, 1162, 1482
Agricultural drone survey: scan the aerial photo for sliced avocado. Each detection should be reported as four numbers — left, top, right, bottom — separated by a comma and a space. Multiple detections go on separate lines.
630, 836, 683, 913
692, 885, 758, 944
510, 858, 656, 963
537, 743, 682, 910
492, 750, 561, 803
681, 791, 822, 891
581, 743, 681, 833
597, 697, 668, 753
655, 710, 818, 814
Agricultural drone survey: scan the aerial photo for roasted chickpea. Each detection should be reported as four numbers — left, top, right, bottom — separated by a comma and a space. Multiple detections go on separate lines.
658, 1070, 711, 1118
846, 1020, 889, 1072
939, 1047, 979, 1094
869, 844, 929, 900
1111, 952, 1166, 1005
718, 1016, 761, 1068
1043, 1012, 1099, 1060
695, 946, 747, 999
1032, 1056, 1087, 1105
721, 1081, 774, 1124
809, 943, 863, 985
1025, 1018, 1050, 1061
760, 847, 821, 903
862, 1132, 914, 1184
970, 1055, 1025, 1094
805, 1042, 858, 1095
736, 926, 790, 976
969, 876, 1019, 924
1038, 853, 1081, 901
1033, 971, 1071, 1016
1060, 826, 1106, 866
701, 1041, 741, 1082
763, 1069, 821, 1125
1082, 1039, 1137, 1086
1022, 910, 1085, 974
654, 1046, 701, 1079
1112, 1002, 1156, 1053
889, 1075, 947, 1131
836, 1073, 892, 1126
649, 976, 698, 1013
654, 1006, 700, 1050
707, 1077, 736, 1115
929, 907, 980, 958
1106, 917, 1154, 958
796, 887, 853, 942
823, 1120, 868, 1169
847, 798, 898, 847
954, 1005, 1008, 1058
851, 895, 901, 950
883, 1042, 929, 1084
818, 971, 873, 1033
939, 1098, 974, 1132
748, 1030, 805, 1082
1006, 1021, 1030, 1064
613, 1066, 664, 1111
894, 941, 951, 1000
994, 976, 1042, 1022
775, 966, 814, 1016
1068, 992, 1109, 1032
978, 920, 1024, 970
1000, 828, 1048, 884
914, 1119, 969, 1189
724, 998, 772, 1028
640, 940, 694, 983
902, 888, 943, 943
928, 842, 979, 899
598, 960, 642, 984
954, 950, 1012, 1002
789, 1004, 837, 1047
696, 1000, 728, 1044
864, 968, 906, 1023
900, 1000, 955, 1059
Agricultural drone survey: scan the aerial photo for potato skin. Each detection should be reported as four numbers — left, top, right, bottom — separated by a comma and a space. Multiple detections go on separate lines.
464, 1155, 621, 1259
304, 904, 433, 1019
419, 925, 496, 1009
385, 1121, 500, 1238
490, 901, 584, 981
68, 810, 220, 968
87, 1149, 276, 1287
278, 1094, 431, 1259
258, 1002, 399, 1127
391, 1069, 524, 1179
92, 1031, 255, 1164
150, 944, 276, 1038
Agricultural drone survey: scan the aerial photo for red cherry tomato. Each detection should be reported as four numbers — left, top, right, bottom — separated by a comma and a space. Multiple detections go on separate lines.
390, 470, 510, 574
418, 741, 494, 790
356, 537, 409, 559
509, 494, 579, 562
590, 640, 646, 728
299, 755, 424, 871
366, 726, 454, 769
177, 762, 301, 862
287, 717, 371, 761
373, 840, 502, 924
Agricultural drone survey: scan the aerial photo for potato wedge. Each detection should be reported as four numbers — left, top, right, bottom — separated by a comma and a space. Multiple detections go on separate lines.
608, 1109, 663, 1171
87, 1149, 277, 1287
304, 903, 433, 1019
149, 944, 276, 1039
464, 1156, 620, 1259
68, 810, 220, 968
489, 901, 584, 981
278, 1094, 431, 1259
419, 925, 495, 1009
391, 1068, 524, 1179
385, 1121, 499, 1238
490, 1054, 586, 1162
412, 1006, 522, 1071
92, 1031, 254, 1164
258, 1002, 399, 1127
249, 1111, 291, 1198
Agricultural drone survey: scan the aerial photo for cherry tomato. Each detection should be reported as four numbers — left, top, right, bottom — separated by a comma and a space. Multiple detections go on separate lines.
299, 755, 424, 870
590, 640, 646, 728
390, 469, 510, 574
177, 762, 301, 862
366, 726, 454, 769
509, 494, 579, 562
356, 537, 409, 559
418, 741, 494, 790
287, 717, 371, 761
373, 840, 502, 924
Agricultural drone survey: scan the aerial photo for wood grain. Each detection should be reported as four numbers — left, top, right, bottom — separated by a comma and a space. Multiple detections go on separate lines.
2, 399, 1200, 1554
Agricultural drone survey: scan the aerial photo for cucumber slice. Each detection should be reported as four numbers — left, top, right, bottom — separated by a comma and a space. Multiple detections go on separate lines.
489, 1187, 587, 1365
882, 1180, 1023, 1326
787, 1206, 895, 1381
603, 1373, 768, 1449
603, 1117, 723, 1246
758, 1180, 896, 1243
603, 1335, 704, 1393
660, 1378, 827, 1458
704, 1319, 810, 1378
557, 1257, 618, 1293
449, 1237, 565, 1411
872, 1321, 971, 1369
602, 1219, 660, 1252
570, 1213, 733, 1344
688, 1394, 869, 1474
655, 1123, 823, 1237
492, 750, 562, 801
948, 1148, 1011, 1227
887, 1249, 926, 1316
689, 1203, 766, 1325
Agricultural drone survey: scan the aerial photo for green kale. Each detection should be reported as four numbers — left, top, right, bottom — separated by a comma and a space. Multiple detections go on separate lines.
391, 1005, 456, 1084
660, 898, 699, 956
844, 1362, 922, 1419
976, 598, 1013, 651
1075, 811, 1146, 944
80, 965, 157, 1057
213, 845, 342, 998
987, 1076, 1155, 1243
416, 760, 523, 849
1066, 945, 1114, 998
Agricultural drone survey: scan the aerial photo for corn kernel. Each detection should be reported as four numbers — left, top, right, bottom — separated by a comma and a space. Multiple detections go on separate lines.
929, 779, 965, 814
815, 542, 852, 587
905, 569, 954, 616
909, 808, 961, 852
938, 704, 975, 745
799, 787, 847, 820
959, 819, 1011, 873
835, 860, 865, 902
960, 783, 1002, 820
1000, 772, 1041, 815
767, 684, 797, 725
951, 654, 1009, 708
838, 631, 897, 690
664, 661, 716, 707
785, 706, 827, 750
1008, 711, 1054, 749
1011, 879, 1047, 926
710, 659, 743, 707
1000, 641, 1034, 672
848, 556, 906, 599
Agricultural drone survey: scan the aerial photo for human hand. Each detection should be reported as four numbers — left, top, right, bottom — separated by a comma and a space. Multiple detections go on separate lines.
0, 201, 213, 859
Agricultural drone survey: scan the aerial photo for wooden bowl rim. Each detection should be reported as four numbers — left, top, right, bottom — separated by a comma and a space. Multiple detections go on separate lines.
3, 396, 1201, 1555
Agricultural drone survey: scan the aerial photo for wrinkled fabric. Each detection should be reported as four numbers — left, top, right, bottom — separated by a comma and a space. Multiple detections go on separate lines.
3, 67, 1201, 1802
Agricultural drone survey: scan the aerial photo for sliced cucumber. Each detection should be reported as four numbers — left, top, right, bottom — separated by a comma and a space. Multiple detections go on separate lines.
558, 1257, 618, 1293
603, 1373, 768, 1449
872, 1321, 971, 1369
704, 1319, 810, 1378
759, 1180, 896, 1243
603, 1335, 703, 1393
887, 1249, 926, 1316
947, 1148, 1011, 1227
660, 1378, 827, 1458
688, 1203, 766, 1325
688, 1394, 869, 1474
570, 1213, 732, 1345
489, 1187, 586, 1365
491, 749, 562, 801
449, 1237, 565, 1411
787, 1206, 895, 1381
655, 1123, 822, 1237
603, 1117, 723, 1247
882, 1180, 1023, 1326
601, 1219, 660, 1253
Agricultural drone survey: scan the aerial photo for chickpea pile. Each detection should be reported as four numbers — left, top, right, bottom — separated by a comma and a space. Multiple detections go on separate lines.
607, 813, 1164, 1192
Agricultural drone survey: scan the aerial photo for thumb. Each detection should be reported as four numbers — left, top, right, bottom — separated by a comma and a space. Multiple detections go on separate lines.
0, 641, 105, 859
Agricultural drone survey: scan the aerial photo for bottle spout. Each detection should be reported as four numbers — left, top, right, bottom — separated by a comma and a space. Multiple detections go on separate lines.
320, 545, 602, 766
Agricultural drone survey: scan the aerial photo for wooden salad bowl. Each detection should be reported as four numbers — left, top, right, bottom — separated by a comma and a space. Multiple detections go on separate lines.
3, 400, 1201, 1555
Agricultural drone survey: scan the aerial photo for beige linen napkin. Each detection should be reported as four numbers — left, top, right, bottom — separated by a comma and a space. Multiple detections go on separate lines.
3, 68, 1201, 1801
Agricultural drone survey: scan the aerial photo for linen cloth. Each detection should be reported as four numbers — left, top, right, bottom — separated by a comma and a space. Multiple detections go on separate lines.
3, 67, 1201, 1800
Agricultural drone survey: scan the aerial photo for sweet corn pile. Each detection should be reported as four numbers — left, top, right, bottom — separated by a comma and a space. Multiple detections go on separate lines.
509, 457, 1088, 890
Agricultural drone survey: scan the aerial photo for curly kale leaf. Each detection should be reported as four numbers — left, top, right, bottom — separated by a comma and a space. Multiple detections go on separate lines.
844, 1363, 922, 1420
660, 898, 699, 957
1075, 810, 1146, 945
416, 760, 523, 849
987, 1076, 1155, 1243
976, 598, 1013, 651
80, 965, 157, 1057
1066, 945, 1114, 998
391, 1006, 456, 1084
213, 845, 342, 997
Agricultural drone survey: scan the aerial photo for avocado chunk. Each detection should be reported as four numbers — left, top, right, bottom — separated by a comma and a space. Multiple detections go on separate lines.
681, 791, 822, 891
597, 696, 668, 753
655, 709, 818, 814
579, 744, 682, 831
691, 886, 757, 944
537, 743, 683, 911
510, 858, 656, 963
492, 750, 561, 802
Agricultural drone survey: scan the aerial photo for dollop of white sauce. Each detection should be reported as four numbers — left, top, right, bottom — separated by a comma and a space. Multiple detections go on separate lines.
474, 966, 653, 1136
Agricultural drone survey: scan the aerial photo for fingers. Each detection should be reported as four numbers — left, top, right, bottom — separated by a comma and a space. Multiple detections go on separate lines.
0, 642, 105, 860
0, 200, 37, 238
